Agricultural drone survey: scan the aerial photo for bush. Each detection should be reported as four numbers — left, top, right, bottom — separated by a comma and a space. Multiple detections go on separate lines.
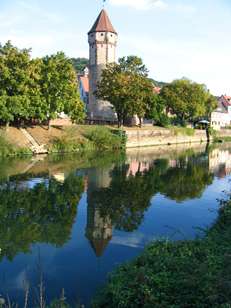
49, 136, 82, 154
84, 127, 125, 151
49, 126, 125, 154
171, 126, 195, 136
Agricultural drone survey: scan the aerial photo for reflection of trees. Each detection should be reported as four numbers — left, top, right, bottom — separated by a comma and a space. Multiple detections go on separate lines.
90, 160, 169, 232
0, 173, 84, 261
89, 154, 214, 233
159, 155, 214, 202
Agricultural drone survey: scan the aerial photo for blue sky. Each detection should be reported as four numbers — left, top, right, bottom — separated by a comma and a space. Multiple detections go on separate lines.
0, 0, 230, 95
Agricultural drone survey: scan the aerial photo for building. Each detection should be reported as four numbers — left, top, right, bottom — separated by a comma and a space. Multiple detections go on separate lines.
87, 9, 118, 122
78, 67, 89, 106
211, 95, 231, 130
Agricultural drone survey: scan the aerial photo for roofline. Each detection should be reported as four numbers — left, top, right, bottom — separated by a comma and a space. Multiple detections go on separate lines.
88, 29, 118, 35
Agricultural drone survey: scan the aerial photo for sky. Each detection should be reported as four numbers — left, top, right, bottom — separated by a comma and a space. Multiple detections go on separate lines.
0, 0, 230, 95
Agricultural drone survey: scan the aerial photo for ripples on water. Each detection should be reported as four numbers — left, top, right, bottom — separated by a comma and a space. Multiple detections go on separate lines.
0, 143, 231, 306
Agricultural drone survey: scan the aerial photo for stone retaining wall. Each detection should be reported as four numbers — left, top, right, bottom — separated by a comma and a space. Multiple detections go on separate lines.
125, 129, 208, 148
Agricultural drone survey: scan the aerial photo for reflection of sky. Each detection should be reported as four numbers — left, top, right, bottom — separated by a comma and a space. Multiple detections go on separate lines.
0, 156, 231, 307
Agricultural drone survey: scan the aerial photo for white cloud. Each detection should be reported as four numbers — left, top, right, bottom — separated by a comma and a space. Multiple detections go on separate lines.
109, 0, 167, 10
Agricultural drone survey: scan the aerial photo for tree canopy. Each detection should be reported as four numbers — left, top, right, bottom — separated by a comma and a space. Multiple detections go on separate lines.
0, 42, 85, 126
96, 56, 159, 127
160, 79, 217, 125
71, 57, 89, 74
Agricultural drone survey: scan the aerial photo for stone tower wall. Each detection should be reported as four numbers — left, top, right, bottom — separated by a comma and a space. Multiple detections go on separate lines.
88, 31, 118, 121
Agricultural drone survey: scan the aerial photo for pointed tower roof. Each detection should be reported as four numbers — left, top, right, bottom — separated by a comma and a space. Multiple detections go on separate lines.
88, 9, 117, 34
88, 237, 112, 258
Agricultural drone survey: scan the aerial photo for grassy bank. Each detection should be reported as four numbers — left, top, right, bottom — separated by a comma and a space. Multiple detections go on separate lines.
49, 126, 126, 153
0, 134, 32, 157
93, 197, 231, 307
0, 126, 126, 157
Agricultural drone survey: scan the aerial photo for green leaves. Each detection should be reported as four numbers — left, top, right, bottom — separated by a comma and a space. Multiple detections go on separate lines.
40, 52, 85, 123
160, 79, 217, 124
0, 42, 86, 125
96, 56, 153, 127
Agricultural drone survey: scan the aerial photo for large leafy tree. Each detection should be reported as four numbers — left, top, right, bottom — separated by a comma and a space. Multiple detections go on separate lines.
160, 79, 217, 125
0, 41, 33, 125
96, 56, 154, 127
40, 52, 85, 126
145, 94, 170, 127
0, 43, 86, 126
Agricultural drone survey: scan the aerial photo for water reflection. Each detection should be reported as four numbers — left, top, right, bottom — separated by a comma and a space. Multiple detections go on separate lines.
0, 144, 231, 305
0, 173, 84, 260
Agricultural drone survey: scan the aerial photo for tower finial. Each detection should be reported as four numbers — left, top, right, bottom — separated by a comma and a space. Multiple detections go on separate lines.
102, 0, 106, 9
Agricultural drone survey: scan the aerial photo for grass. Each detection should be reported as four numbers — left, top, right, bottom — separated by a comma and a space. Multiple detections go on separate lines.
214, 136, 231, 143
92, 196, 231, 308
170, 126, 195, 136
0, 133, 32, 157
49, 126, 126, 154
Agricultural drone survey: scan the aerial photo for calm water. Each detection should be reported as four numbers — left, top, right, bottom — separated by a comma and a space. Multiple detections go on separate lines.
0, 143, 231, 307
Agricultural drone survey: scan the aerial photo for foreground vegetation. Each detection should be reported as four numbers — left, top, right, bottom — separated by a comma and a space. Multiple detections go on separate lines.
93, 196, 231, 307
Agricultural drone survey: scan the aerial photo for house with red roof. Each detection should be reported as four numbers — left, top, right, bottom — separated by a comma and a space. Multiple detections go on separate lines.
211, 95, 231, 130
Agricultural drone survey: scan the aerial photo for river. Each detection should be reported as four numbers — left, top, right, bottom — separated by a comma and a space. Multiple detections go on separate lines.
0, 143, 231, 307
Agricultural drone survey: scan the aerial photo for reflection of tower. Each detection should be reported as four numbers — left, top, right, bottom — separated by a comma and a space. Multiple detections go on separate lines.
86, 204, 112, 257
85, 167, 113, 257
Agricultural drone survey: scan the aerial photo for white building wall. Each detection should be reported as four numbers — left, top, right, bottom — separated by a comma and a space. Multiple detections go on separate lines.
211, 112, 231, 130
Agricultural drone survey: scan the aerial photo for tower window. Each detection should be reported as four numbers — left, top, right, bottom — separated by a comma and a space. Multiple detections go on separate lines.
101, 33, 104, 36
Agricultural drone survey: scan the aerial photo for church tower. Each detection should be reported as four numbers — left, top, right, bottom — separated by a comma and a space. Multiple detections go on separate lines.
88, 9, 118, 121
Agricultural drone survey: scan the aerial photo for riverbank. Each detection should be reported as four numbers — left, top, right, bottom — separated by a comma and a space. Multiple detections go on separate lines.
0, 125, 231, 157
0, 125, 125, 156
92, 195, 231, 307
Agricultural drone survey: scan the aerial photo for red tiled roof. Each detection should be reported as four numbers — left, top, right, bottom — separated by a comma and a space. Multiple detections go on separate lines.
224, 95, 231, 101
80, 76, 89, 93
220, 95, 231, 108
88, 9, 117, 34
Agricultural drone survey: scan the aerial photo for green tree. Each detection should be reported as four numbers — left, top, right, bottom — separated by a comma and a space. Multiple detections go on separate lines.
160, 79, 216, 125
71, 57, 88, 74
0, 41, 33, 126
146, 93, 169, 127
97, 56, 153, 127
40, 52, 85, 126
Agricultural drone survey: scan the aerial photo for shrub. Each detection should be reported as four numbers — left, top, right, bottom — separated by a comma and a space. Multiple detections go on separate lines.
84, 127, 125, 151
171, 126, 195, 136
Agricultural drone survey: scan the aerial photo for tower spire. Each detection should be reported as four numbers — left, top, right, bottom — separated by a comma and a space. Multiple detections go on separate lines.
88, 9, 117, 34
